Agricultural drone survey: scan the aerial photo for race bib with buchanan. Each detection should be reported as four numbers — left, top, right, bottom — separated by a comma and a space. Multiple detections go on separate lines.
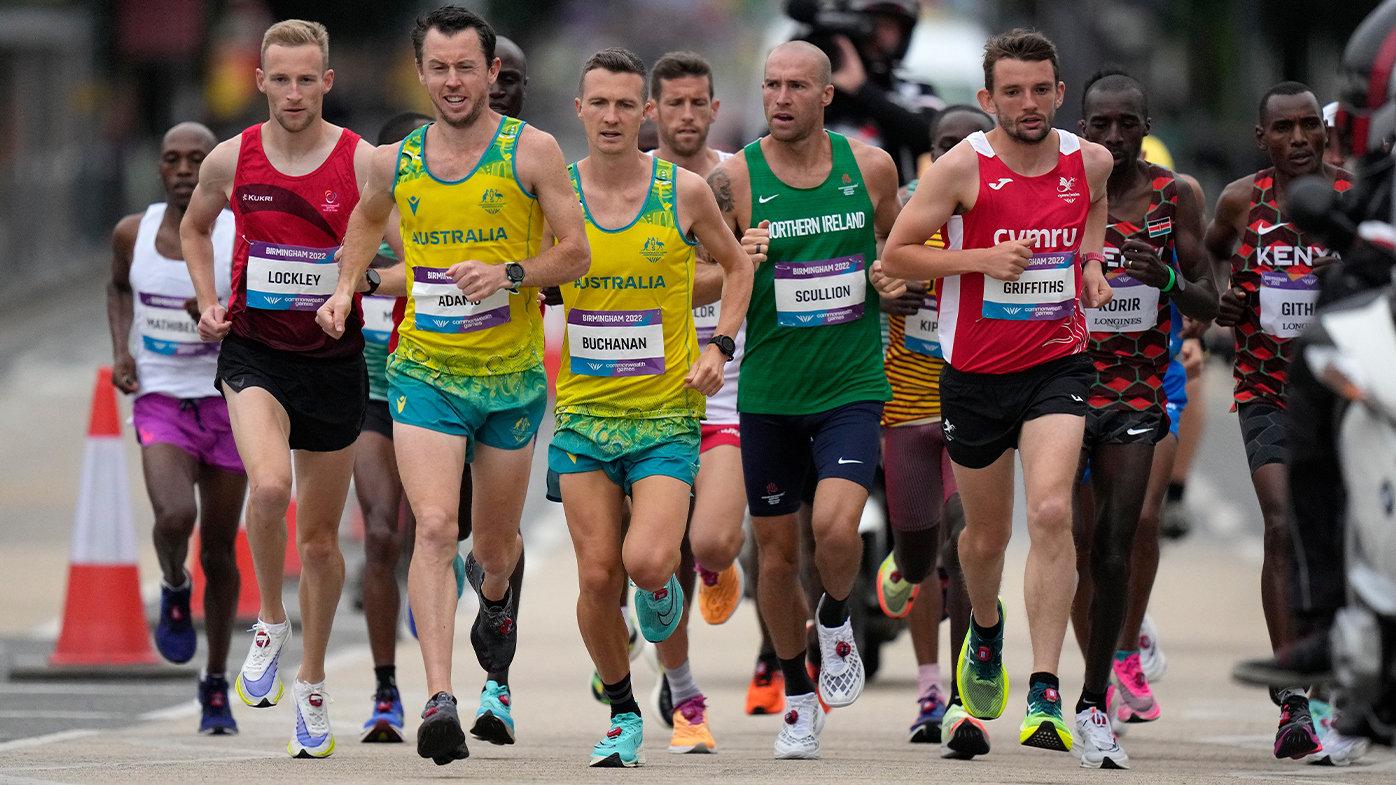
245, 242, 339, 310
567, 308, 665, 377
773, 254, 867, 327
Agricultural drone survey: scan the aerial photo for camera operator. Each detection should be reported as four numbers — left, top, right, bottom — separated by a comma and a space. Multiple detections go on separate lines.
788, 0, 939, 183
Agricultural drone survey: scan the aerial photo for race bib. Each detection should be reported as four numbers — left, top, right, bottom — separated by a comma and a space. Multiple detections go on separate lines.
1085, 273, 1160, 333
411, 266, 511, 334
982, 251, 1076, 321
1259, 271, 1319, 338
362, 294, 397, 344
774, 255, 866, 327
245, 242, 338, 310
903, 292, 942, 357
567, 308, 665, 377
693, 301, 720, 345
138, 293, 214, 356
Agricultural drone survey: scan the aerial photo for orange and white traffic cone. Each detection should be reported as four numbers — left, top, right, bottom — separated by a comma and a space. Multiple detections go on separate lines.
49, 368, 158, 666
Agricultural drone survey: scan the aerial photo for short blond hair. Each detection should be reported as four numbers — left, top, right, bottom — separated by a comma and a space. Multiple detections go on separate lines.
261, 20, 329, 70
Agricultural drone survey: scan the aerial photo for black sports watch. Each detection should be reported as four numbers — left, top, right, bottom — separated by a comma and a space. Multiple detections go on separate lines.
505, 262, 526, 292
709, 334, 736, 361
364, 268, 381, 295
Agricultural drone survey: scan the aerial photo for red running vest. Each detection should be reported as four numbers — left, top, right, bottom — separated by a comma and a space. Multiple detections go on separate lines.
228, 124, 363, 358
938, 130, 1091, 374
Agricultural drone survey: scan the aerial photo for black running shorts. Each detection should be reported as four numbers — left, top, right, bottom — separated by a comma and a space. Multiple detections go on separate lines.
1083, 407, 1170, 447
361, 399, 394, 440
740, 400, 882, 517
217, 334, 368, 453
1238, 401, 1287, 473
939, 353, 1092, 470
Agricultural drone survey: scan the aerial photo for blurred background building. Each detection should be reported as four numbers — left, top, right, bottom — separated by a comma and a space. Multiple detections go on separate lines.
0, 0, 1381, 303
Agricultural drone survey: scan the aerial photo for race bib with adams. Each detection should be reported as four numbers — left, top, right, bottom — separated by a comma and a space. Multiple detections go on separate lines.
567, 308, 665, 377
411, 266, 511, 334
245, 242, 339, 310
773, 254, 866, 327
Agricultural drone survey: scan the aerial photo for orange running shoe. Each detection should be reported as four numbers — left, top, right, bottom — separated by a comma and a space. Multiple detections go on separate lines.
668, 695, 716, 753
745, 659, 785, 715
697, 562, 743, 625
807, 662, 833, 714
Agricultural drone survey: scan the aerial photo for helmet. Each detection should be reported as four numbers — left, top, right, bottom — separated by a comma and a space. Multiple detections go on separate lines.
1337, 0, 1396, 153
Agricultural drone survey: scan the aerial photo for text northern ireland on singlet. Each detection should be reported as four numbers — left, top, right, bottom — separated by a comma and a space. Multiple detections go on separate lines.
767, 211, 866, 240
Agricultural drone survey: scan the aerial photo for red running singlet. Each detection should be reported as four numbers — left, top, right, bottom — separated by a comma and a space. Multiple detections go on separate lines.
228, 124, 363, 359
937, 130, 1091, 374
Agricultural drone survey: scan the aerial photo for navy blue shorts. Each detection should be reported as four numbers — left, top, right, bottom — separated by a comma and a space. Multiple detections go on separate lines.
740, 400, 883, 517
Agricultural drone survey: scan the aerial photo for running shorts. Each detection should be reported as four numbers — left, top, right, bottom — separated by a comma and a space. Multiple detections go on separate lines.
132, 393, 244, 474
1238, 400, 1286, 473
740, 400, 882, 517
939, 353, 1092, 469
1084, 408, 1170, 447
217, 334, 367, 453
883, 421, 957, 532
387, 357, 546, 463
361, 399, 394, 439
700, 423, 741, 453
549, 413, 701, 497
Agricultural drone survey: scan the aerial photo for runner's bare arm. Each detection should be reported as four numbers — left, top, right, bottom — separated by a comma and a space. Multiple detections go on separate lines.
106, 214, 142, 393
1206, 176, 1252, 327
708, 156, 768, 267
692, 247, 724, 307
678, 168, 753, 396
1167, 174, 1219, 323
1079, 140, 1112, 308
317, 143, 398, 338
883, 141, 1031, 281
180, 137, 238, 340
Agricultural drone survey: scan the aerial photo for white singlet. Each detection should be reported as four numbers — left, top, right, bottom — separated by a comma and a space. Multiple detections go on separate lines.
693, 149, 744, 425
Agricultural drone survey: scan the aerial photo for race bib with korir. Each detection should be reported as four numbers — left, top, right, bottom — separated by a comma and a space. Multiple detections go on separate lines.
1085, 273, 1159, 333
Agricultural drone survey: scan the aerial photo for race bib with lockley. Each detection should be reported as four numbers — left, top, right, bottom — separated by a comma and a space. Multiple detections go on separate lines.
774, 255, 866, 327
1259, 271, 1319, 339
982, 251, 1076, 321
361, 294, 397, 344
411, 266, 511, 334
1085, 272, 1160, 333
139, 293, 215, 356
567, 308, 665, 377
903, 291, 942, 357
245, 242, 338, 310
693, 301, 720, 345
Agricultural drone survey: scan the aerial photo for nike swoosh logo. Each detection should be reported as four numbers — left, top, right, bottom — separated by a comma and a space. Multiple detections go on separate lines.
243, 655, 281, 695
837, 458, 863, 465
1256, 222, 1290, 236
758, 194, 779, 204
988, 178, 1013, 190
1126, 427, 1151, 435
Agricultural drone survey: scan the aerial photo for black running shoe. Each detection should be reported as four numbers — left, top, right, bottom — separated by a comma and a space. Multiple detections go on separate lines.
651, 672, 674, 729
1274, 694, 1322, 760
418, 692, 469, 765
464, 552, 517, 673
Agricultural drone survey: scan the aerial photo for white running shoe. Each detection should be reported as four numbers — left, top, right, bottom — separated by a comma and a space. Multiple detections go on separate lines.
814, 598, 864, 708
1139, 614, 1167, 682
774, 692, 826, 759
288, 680, 336, 758
1074, 706, 1130, 769
235, 619, 291, 708
1308, 701, 1370, 767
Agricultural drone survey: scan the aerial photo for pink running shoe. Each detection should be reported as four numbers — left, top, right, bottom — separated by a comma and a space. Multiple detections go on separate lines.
1111, 653, 1160, 722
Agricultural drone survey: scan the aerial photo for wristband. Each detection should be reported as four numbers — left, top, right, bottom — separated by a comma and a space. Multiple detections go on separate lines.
1162, 266, 1177, 293
1081, 252, 1105, 266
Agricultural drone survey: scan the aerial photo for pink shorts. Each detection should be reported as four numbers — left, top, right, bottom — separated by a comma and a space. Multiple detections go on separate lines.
700, 423, 740, 453
132, 393, 244, 474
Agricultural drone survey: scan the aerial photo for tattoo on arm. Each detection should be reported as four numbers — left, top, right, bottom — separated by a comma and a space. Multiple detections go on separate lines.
708, 168, 733, 214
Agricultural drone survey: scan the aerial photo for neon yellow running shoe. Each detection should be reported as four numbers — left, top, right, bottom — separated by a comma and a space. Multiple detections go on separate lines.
955, 599, 1008, 720
876, 552, 919, 618
1019, 681, 1072, 752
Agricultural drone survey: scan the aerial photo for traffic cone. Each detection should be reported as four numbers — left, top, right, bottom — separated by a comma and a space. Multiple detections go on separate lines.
49, 368, 158, 666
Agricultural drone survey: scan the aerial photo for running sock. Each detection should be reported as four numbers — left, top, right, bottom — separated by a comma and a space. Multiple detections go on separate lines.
971, 610, 1003, 639
917, 663, 942, 700
817, 592, 850, 628
1114, 649, 1138, 664
603, 675, 641, 718
666, 661, 702, 705
1029, 672, 1060, 698
374, 665, 396, 692
482, 587, 513, 611
1166, 481, 1185, 502
163, 571, 191, 591
1076, 687, 1107, 714
259, 619, 289, 634
779, 654, 816, 696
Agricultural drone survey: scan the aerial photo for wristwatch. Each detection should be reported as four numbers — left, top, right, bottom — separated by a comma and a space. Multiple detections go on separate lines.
505, 262, 526, 292
709, 334, 736, 361
364, 268, 381, 295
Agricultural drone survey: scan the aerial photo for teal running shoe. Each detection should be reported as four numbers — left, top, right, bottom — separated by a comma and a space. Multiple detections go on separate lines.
634, 575, 683, 643
470, 680, 515, 745
590, 711, 644, 767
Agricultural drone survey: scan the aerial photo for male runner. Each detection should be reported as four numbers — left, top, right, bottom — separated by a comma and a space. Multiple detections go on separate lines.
322, 6, 589, 765
182, 20, 374, 758
1067, 69, 1217, 768
108, 122, 245, 735
875, 103, 992, 753
490, 36, 528, 118
882, 28, 1112, 755
707, 40, 902, 759
551, 48, 752, 767
1207, 81, 1351, 760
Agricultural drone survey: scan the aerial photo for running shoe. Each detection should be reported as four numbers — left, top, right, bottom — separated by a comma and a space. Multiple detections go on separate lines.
470, 680, 515, 745
773, 692, 825, 760
806, 662, 833, 713
745, 658, 785, 715
876, 552, 919, 619
360, 684, 404, 743
651, 671, 674, 729
464, 552, 517, 673
1019, 681, 1072, 752
1138, 614, 1167, 681
634, 574, 683, 643
235, 619, 290, 708
1160, 497, 1192, 540
590, 711, 644, 767
418, 692, 469, 765
697, 561, 743, 625
287, 680, 335, 758
590, 671, 608, 704
908, 686, 947, 743
155, 575, 196, 664
1073, 706, 1129, 769
669, 695, 716, 753
956, 600, 1008, 720
1111, 652, 1160, 722
1307, 700, 1369, 767
814, 595, 864, 708
198, 673, 238, 736
940, 701, 990, 760
1274, 693, 1322, 760
406, 552, 468, 640
1107, 684, 1128, 736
